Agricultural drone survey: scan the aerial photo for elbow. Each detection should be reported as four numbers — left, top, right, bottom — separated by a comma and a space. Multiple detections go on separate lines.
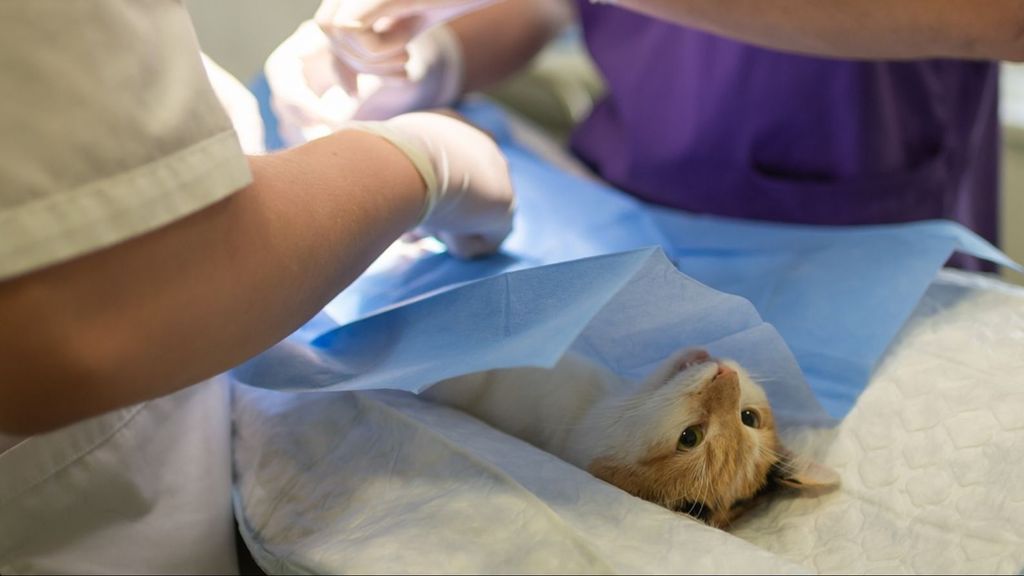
0, 270, 135, 435
978, 9, 1024, 62
0, 393, 70, 437
1004, 36, 1024, 63
0, 300, 127, 436
994, 22, 1024, 62
0, 340, 114, 436
1008, 8, 1024, 62
932, 6, 1024, 62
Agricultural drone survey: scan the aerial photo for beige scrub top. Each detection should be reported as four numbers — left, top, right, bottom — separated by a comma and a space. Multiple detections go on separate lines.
0, 1, 252, 573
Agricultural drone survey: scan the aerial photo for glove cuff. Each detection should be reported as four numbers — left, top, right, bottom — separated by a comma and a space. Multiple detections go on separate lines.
344, 122, 439, 224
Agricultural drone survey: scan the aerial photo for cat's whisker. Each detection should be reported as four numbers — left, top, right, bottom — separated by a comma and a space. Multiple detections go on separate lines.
696, 459, 712, 523
743, 370, 780, 385
757, 444, 786, 471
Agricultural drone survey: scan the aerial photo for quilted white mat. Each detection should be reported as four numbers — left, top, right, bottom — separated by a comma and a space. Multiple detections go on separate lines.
730, 270, 1024, 574
234, 270, 1024, 574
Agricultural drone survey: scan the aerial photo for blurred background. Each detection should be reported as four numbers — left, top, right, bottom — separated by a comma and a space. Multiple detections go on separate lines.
186, 1, 1024, 285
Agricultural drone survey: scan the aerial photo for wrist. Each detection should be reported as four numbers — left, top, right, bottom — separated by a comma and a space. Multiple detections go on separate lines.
338, 122, 437, 224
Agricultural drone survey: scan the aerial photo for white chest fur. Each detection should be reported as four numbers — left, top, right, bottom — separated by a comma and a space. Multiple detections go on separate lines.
422, 353, 626, 468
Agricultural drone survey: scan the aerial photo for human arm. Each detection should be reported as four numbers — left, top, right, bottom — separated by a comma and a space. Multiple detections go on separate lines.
266, 0, 571, 135
594, 0, 1024, 61
0, 114, 512, 435
0, 0, 513, 435
315, 0, 572, 91
449, 0, 574, 93
0, 132, 421, 435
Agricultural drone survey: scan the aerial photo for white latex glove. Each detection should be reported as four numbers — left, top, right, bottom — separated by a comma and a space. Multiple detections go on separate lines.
349, 111, 515, 258
314, 0, 497, 90
201, 53, 266, 154
266, 20, 463, 147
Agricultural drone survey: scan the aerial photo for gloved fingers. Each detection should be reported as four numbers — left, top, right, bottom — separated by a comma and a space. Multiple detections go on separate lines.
350, 76, 422, 120
429, 214, 514, 259
317, 0, 413, 30
266, 23, 342, 122
326, 28, 407, 65
330, 0, 497, 30
402, 230, 427, 243
319, 11, 423, 73
434, 232, 504, 260
325, 32, 411, 98
270, 21, 427, 144
334, 48, 409, 79
267, 67, 335, 145
330, 52, 361, 94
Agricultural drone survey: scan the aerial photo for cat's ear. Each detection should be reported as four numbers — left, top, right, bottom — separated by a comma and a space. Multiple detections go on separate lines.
773, 449, 840, 492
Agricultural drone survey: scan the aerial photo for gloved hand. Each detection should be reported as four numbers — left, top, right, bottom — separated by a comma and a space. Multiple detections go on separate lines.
314, 0, 498, 89
347, 111, 515, 258
266, 20, 464, 146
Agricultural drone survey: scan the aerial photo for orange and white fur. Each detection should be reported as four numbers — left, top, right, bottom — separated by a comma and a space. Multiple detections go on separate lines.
424, 348, 838, 528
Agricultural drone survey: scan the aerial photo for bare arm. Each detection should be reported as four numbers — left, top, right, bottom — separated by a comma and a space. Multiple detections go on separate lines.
450, 0, 575, 92
605, 0, 1024, 61
0, 131, 423, 434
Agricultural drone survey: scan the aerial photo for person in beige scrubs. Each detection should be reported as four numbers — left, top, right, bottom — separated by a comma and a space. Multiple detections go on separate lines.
0, 1, 514, 573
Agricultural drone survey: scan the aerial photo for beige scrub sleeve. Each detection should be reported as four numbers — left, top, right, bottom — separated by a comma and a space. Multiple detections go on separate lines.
0, 0, 253, 281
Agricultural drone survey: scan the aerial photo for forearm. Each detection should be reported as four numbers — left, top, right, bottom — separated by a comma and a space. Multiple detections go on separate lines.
0, 130, 424, 434
609, 0, 1024, 60
451, 0, 574, 92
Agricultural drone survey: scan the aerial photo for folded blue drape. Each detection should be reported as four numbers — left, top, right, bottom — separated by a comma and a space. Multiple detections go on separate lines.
241, 92, 1018, 419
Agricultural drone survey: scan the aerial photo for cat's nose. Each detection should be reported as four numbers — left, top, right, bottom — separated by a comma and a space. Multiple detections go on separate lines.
706, 365, 741, 410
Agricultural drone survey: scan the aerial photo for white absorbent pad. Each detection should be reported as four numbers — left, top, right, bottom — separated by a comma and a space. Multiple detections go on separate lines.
731, 271, 1024, 574
234, 270, 1024, 574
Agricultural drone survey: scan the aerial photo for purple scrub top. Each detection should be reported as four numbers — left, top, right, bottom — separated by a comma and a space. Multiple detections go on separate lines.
571, 3, 1000, 270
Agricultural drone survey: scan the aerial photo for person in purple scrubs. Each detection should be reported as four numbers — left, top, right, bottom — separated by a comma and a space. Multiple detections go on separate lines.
291, 0, 1023, 268
570, 4, 1001, 270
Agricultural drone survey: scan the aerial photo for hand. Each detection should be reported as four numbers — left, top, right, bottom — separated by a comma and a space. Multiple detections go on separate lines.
266, 20, 464, 146
348, 111, 515, 258
314, 0, 496, 90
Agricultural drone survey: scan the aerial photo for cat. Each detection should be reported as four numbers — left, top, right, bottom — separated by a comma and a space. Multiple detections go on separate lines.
423, 348, 839, 528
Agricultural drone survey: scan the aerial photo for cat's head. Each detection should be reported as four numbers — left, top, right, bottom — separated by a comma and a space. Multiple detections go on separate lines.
585, 348, 838, 528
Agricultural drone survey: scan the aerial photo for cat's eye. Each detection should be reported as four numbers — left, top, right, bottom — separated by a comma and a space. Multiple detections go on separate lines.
677, 426, 704, 450
741, 408, 761, 429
